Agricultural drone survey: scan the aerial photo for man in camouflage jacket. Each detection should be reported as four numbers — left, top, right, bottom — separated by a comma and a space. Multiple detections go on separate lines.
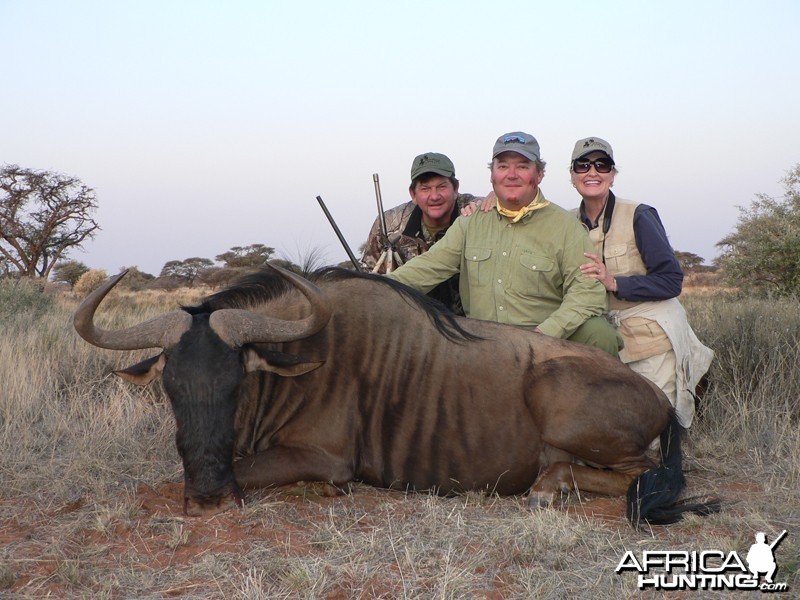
360, 152, 481, 315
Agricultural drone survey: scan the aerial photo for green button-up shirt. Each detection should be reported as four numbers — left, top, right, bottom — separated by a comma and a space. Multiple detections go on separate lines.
387, 193, 608, 339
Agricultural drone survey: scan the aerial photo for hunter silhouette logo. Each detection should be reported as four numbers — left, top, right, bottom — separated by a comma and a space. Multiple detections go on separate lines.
584, 138, 609, 152
747, 531, 786, 584
615, 529, 790, 592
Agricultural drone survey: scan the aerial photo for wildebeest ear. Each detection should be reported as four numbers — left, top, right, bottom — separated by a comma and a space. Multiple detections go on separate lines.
113, 353, 166, 386
242, 347, 324, 377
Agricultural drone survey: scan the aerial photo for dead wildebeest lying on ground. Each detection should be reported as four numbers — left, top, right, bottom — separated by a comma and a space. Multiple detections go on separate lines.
74, 265, 719, 527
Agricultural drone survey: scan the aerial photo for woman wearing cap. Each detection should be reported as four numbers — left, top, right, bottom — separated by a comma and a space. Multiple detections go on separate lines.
571, 137, 713, 427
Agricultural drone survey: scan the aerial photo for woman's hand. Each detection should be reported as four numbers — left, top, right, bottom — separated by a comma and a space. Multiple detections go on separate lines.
460, 201, 480, 217
580, 252, 618, 292
459, 193, 497, 217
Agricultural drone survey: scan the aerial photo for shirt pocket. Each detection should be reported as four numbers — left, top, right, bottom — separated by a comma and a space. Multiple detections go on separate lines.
464, 246, 492, 286
604, 243, 629, 274
511, 252, 555, 296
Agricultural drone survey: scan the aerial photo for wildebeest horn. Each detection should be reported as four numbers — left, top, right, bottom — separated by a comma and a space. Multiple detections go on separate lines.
209, 264, 332, 346
73, 270, 193, 350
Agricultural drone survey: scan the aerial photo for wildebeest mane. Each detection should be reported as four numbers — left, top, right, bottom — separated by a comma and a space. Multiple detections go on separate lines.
185, 266, 481, 344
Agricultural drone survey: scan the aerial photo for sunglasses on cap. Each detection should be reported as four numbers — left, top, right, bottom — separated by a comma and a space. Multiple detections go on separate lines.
572, 158, 614, 174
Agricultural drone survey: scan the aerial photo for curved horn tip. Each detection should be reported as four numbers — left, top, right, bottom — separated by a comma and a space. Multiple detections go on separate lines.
81, 269, 130, 301
73, 269, 130, 330
107, 269, 130, 286
264, 261, 290, 275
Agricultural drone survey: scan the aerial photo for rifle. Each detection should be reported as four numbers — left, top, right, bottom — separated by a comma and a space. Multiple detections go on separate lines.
770, 530, 788, 551
371, 173, 404, 273
315, 195, 363, 271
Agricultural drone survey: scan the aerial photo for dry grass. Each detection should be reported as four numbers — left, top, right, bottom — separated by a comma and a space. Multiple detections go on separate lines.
0, 279, 798, 598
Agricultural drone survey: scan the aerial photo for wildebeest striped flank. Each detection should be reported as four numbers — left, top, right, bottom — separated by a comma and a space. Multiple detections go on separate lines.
74, 265, 719, 526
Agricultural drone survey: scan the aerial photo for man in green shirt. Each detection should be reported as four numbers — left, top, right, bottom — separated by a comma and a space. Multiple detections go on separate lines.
388, 131, 620, 356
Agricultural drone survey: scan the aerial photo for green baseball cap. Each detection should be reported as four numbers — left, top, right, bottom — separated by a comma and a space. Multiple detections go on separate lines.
410, 152, 456, 180
571, 137, 614, 162
492, 131, 540, 161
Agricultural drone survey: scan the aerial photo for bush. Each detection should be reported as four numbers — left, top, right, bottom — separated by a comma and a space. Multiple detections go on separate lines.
199, 266, 250, 289
115, 266, 155, 291
682, 293, 800, 460
145, 276, 182, 291
0, 277, 54, 321
73, 269, 109, 297
716, 164, 800, 296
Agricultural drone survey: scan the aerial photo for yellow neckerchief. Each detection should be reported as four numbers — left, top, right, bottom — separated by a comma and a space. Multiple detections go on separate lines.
495, 190, 551, 223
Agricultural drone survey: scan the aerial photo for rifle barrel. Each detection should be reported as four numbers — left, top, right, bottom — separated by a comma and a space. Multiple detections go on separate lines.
373, 173, 389, 241
770, 530, 788, 550
315, 195, 363, 271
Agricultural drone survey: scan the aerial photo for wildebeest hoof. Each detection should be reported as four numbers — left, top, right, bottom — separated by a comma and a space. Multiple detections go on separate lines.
527, 490, 555, 509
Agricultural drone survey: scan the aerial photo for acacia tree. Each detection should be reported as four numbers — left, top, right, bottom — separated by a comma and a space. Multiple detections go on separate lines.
673, 251, 707, 274
215, 244, 275, 268
0, 164, 100, 278
52, 260, 90, 286
716, 163, 800, 296
160, 257, 214, 287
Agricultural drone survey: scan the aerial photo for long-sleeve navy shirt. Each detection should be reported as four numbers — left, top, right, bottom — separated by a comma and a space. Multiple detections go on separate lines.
579, 200, 684, 302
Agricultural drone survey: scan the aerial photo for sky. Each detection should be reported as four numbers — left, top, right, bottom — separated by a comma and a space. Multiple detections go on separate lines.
2, 0, 798, 275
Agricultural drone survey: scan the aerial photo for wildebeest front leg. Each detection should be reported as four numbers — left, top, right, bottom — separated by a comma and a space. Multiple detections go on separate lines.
528, 462, 636, 508
234, 446, 354, 493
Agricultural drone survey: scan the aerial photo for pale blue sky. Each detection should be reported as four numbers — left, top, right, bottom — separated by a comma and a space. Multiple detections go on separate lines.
2, 0, 797, 274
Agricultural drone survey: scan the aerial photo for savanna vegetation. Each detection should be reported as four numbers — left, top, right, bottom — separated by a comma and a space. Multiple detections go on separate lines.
7, 160, 800, 300
0, 165, 99, 279
1, 162, 799, 597
716, 164, 800, 297
0, 276, 798, 598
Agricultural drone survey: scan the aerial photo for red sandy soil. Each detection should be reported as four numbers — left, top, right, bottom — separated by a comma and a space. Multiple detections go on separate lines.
0, 475, 760, 598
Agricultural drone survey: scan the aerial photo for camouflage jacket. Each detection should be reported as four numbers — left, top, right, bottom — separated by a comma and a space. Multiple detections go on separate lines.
360, 193, 480, 315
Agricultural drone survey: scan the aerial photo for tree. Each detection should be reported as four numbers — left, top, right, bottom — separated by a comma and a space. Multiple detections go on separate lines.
673, 251, 706, 274
52, 260, 90, 286
160, 257, 214, 287
215, 244, 275, 268
716, 164, 800, 296
0, 164, 100, 278
197, 266, 239, 289
116, 266, 155, 291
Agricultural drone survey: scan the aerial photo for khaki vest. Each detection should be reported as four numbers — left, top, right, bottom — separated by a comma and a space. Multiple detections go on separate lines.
587, 197, 671, 361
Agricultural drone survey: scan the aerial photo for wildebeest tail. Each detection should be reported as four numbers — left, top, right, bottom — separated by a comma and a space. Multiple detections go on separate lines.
626, 410, 721, 527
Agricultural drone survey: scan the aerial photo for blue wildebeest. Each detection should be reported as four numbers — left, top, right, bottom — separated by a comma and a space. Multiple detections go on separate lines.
74, 265, 718, 526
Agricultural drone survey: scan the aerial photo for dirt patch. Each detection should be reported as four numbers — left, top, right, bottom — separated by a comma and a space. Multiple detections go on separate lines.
1, 470, 771, 598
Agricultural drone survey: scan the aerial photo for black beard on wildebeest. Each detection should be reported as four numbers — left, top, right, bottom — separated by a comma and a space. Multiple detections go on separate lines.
162, 314, 246, 514
74, 264, 719, 526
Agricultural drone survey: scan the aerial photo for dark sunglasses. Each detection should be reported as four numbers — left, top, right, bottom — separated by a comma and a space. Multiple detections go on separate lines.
572, 158, 614, 174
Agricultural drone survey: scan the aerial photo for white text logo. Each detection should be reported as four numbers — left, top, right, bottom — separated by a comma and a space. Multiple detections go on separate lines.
615, 530, 789, 592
